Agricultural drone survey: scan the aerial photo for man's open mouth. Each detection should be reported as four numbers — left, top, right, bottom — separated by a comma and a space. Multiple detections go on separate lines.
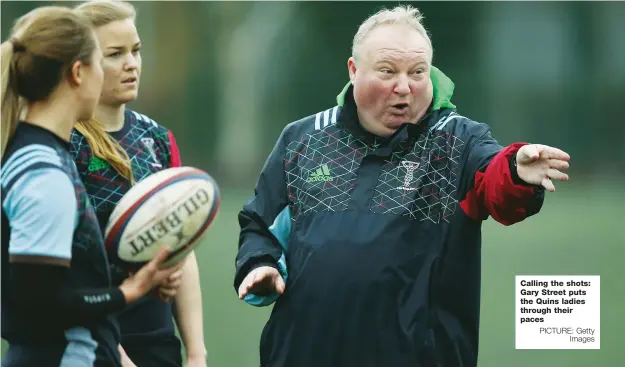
391, 103, 409, 114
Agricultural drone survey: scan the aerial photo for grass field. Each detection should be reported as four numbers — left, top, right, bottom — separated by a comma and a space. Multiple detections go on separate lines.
2, 180, 624, 366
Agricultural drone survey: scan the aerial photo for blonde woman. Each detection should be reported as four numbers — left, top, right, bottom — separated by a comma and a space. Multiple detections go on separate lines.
70, 1, 206, 366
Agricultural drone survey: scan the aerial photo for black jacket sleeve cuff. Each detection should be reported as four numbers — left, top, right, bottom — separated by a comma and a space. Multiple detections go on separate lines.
509, 153, 536, 187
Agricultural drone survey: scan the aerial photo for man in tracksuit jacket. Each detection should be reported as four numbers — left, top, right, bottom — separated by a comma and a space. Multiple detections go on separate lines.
234, 5, 570, 367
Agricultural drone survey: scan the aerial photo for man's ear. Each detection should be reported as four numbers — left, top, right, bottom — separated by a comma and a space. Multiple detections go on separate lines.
68, 60, 83, 88
347, 57, 357, 84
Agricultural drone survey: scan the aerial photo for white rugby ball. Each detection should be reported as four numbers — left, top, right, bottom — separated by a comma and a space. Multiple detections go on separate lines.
104, 166, 220, 270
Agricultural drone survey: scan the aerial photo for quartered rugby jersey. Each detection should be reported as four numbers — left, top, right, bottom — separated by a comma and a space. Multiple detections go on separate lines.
235, 67, 545, 367
70, 109, 182, 344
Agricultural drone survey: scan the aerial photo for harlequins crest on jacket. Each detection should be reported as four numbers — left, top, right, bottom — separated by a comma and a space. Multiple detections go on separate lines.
235, 66, 544, 367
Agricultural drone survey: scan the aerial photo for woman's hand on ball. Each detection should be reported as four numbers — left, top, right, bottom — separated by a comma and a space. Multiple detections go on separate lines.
119, 247, 182, 303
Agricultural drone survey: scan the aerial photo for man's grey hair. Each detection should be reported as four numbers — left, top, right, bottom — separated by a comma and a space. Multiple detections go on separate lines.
352, 5, 433, 61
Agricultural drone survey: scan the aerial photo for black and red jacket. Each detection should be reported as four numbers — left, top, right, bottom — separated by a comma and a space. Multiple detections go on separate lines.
234, 67, 545, 367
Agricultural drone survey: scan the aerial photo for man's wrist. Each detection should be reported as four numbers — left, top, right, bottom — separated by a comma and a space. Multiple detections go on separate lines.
235, 256, 279, 290
509, 151, 533, 186
249, 261, 278, 273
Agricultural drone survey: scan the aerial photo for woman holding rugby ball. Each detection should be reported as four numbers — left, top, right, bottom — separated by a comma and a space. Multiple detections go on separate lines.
70, 1, 207, 366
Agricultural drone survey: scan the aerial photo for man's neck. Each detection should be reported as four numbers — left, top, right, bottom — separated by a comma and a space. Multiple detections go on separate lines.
95, 104, 126, 132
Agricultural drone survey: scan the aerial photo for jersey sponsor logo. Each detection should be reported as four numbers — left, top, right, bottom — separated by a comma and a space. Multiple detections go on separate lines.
397, 160, 420, 191
306, 164, 333, 183
141, 137, 162, 168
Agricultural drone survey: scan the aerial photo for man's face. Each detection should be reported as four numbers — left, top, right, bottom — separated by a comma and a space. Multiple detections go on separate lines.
348, 24, 433, 137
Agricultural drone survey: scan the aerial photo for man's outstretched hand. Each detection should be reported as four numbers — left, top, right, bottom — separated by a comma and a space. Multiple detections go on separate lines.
238, 266, 285, 300
516, 144, 570, 192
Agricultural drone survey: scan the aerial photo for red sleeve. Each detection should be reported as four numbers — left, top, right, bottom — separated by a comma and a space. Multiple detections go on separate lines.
168, 130, 182, 168
460, 143, 544, 226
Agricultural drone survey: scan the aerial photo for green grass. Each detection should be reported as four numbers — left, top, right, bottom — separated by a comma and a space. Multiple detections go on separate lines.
476, 180, 625, 367
3, 180, 624, 366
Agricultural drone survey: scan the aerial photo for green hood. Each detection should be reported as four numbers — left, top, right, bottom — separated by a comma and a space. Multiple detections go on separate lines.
336, 65, 456, 111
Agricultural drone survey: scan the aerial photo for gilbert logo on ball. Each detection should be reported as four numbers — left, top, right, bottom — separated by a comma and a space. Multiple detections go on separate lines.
104, 166, 220, 270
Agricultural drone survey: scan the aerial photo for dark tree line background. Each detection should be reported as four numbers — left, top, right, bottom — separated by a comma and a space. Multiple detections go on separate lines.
3, 1, 624, 186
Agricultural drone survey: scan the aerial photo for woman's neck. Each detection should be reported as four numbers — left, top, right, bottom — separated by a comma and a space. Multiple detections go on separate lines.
24, 101, 77, 142
95, 104, 126, 132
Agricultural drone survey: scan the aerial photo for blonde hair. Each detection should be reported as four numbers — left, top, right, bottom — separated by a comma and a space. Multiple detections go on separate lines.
352, 5, 433, 61
73, 0, 137, 183
1, 6, 98, 159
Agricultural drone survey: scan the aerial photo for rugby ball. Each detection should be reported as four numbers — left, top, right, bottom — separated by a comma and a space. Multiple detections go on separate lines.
104, 166, 220, 271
